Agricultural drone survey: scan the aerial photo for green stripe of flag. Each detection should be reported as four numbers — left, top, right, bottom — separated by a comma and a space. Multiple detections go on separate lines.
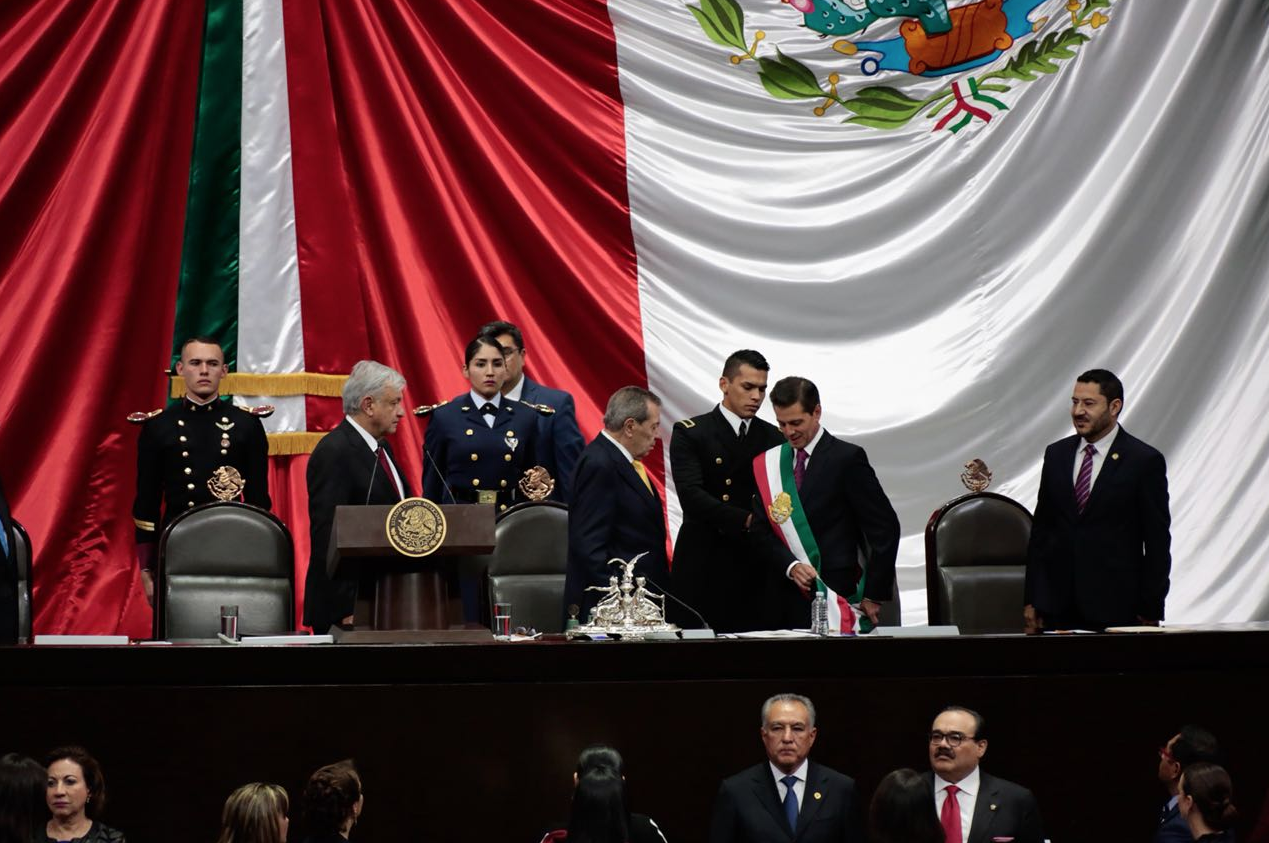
172, 0, 242, 369
780, 442, 867, 604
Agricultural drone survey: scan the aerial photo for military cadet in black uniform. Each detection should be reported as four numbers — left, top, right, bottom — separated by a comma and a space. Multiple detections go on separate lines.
131, 337, 271, 604
420, 334, 551, 513
670, 350, 783, 632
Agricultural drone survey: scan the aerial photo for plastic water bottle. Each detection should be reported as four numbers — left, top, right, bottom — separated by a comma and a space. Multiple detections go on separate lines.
811, 591, 828, 636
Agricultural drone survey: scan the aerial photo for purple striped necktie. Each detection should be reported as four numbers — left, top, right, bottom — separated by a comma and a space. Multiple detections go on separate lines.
1075, 443, 1096, 512
794, 447, 808, 491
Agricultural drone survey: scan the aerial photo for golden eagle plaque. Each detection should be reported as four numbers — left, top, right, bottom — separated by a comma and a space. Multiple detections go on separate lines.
960, 459, 993, 493
208, 466, 246, 502
518, 465, 555, 502
385, 497, 447, 558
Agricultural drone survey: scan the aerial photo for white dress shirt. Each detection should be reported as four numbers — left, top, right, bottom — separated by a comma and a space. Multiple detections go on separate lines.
346, 415, 403, 499
471, 390, 502, 428
505, 376, 525, 402
769, 759, 809, 817
1072, 423, 1120, 488
934, 765, 980, 842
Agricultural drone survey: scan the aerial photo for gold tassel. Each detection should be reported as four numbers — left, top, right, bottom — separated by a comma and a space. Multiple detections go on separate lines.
266, 432, 329, 456
170, 372, 349, 399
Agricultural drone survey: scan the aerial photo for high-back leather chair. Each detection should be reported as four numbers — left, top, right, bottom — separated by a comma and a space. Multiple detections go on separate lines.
485, 501, 569, 634
156, 502, 294, 639
925, 492, 1032, 634
11, 518, 33, 641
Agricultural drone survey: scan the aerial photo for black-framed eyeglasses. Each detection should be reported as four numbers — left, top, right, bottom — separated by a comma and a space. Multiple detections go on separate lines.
928, 731, 978, 747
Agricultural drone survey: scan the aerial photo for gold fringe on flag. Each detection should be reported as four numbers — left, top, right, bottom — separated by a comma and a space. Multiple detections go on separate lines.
169, 372, 348, 399
266, 432, 329, 456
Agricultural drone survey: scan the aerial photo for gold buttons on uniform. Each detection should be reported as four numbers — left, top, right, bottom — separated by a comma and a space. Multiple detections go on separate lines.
471, 453, 479, 461
506, 430, 515, 437
181, 451, 189, 458
725, 478, 732, 486
504, 454, 512, 462
472, 478, 480, 487
184, 468, 192, 475
715, 457, 723, 465
187, 483, 195, 490
500, 480, 507, 488
188, 501, 195, 508
500, 505, 507, 512
177, 420, 185, 427
179, 435, 187, 442
722, 494, 730, 502
465, 429, 473, 436
220, 449, 228, 455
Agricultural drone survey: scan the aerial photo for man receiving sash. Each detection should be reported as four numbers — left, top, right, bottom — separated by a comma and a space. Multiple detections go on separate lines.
752, 377, 899, 632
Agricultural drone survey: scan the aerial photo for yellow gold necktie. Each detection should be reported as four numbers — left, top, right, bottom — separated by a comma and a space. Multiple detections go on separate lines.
632, 460, 653, 495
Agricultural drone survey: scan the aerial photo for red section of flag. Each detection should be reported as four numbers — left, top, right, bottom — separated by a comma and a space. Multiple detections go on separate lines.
0, 0, 204, 635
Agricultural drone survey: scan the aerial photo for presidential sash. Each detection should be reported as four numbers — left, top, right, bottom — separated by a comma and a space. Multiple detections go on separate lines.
752, 442, 866, 634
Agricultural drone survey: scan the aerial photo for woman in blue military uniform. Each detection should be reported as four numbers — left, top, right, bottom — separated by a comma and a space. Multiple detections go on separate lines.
421, 334, 550, 514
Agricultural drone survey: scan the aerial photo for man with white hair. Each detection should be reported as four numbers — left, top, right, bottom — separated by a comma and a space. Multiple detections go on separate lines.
303, 360, 410, 633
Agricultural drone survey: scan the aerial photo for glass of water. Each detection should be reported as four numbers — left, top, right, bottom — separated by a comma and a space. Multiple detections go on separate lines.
493, 602, 512, 638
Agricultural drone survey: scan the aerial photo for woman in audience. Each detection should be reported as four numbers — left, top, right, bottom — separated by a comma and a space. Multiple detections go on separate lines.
1, 753, 48, 843
43, 747, 124, 843
216, 783, 289, 843
868, 768, 943, 843
539, 745, 668, 843
301, 761, 363, 842
1179, 762, 1238, 842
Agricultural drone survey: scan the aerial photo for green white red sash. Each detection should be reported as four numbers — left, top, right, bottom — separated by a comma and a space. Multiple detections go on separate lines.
752, 442, 861, 634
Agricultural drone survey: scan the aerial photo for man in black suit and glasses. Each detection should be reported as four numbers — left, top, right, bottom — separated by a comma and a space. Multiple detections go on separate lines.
304, 360, 411, 633
710, 693, 864, 843
1025, 368, 1171, 632
926, 706, 1044, 843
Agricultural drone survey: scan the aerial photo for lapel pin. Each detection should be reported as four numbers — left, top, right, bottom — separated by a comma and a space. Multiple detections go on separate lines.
813, 792, 822, 800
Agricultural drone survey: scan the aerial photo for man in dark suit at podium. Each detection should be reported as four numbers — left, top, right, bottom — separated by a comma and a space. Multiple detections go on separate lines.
710, 693, 864, 843
757, 377, 900, 630
564, 385, 670, 624
926, 706, 1043, 843
1025, 369, 1171, 632
304, 360, 411, 633
670, 349, 783, 631
0, 473, 18, 644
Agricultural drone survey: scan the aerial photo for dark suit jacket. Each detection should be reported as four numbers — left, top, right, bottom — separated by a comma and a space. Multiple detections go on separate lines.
756, 433, 900, 629
520, 377, 585, 504
564, 434, 670, 621
670, 407, 783, 631
710, 761, 863, 843
1155, 802, 1191, 843
304, 419, 413, 633
1025, 426, 1171, 628
931, 770, 1044, 843
0, 474, 17, 644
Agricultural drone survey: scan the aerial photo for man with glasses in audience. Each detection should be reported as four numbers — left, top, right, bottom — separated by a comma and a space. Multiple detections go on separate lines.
1156, 726, 1221, 843
926, 706, 1043, 843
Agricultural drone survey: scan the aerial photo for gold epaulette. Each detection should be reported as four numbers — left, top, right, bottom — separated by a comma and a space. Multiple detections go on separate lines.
676, 418, 696, 429
126, 408, 164, 424
519, 400, 556, 416
413, 400, 449, 417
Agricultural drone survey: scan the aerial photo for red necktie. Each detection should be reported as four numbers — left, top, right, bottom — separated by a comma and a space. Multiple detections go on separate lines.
1074, 443, 1096, 512
940, 784, 962, 843
794, 448, 807, 491
378, 446, 402, 500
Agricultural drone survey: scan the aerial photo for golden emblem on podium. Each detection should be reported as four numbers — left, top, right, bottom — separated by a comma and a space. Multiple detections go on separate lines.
768, 491, 793, 525
385, 497, 447, 558
207, 466, 246, 502
518, 465, 555, 502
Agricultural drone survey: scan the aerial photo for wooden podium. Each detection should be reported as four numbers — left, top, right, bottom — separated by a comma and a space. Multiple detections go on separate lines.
327, 503, 496, 631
